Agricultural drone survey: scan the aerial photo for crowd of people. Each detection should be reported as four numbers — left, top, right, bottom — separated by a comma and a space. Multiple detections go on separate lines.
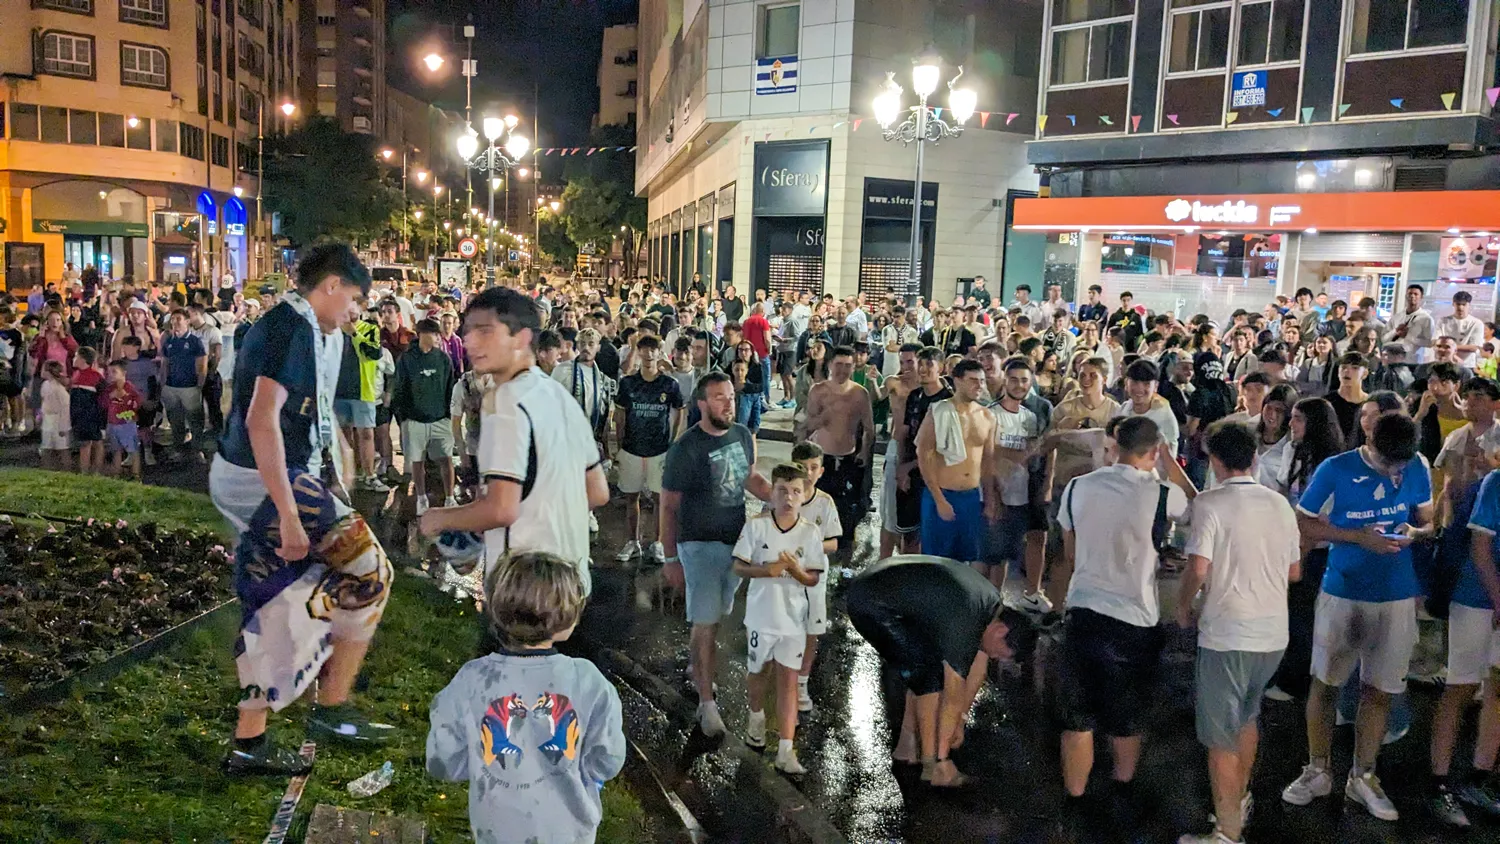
9, 252, 1500, 844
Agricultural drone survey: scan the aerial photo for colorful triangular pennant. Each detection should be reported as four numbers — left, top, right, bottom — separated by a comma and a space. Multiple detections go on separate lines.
1489, 87, 1500, 107
1390, 98, 1404, 109
1442, 92, 1457, 110
852, 118, 863, 132
1267, 108, 1283, 118
1166, 114, 1179, 125
1066, 114, 1076, 126
979, 111, 990, 128
1225, 112, 1239, 124
1099, 115, 1113, 125
1338, 103, 1351, 116
1301, 106, 1315, 122
1038, 115, 1048, 132
1006, 113, 1019, 125
1131, 114, 1141, 132
932, 107, 942, 119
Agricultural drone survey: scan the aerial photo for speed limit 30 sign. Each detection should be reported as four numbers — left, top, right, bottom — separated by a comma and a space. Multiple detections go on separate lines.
457, 237, 478, 259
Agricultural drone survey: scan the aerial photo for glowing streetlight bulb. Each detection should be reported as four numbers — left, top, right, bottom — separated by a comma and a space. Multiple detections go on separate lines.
491, 176, 502, 191
504, 114, 519, 130
423, 53, 444, 72
415, 170, 428, 184
872, 74, 903, 129
504, 134, 530, 161
413, 209, 423, 220
549, 200, 561, 212
126, 116, 140, 128
483, 117, 504, 142
949, 86, 977, 124
280, 101, 296, 117
381, 148, 394, 160
434, 184, 443, 197
443, 221, 451, 231
516, 167, 529, 178
233, 186, 244, 197
456, 131, 479, 161
912, 61, 940, 98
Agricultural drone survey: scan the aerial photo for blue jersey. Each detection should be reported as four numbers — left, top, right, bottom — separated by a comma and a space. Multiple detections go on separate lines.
1458, 470, 1500, 610
1296, 449, 1432, 603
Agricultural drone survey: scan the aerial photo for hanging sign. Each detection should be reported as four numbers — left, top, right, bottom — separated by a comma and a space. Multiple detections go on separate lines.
755, 56, 798, 96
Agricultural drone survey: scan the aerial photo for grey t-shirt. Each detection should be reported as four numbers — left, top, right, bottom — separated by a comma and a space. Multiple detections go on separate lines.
663, 423, 755, 544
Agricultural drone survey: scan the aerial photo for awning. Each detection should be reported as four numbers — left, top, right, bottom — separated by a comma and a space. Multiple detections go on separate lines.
1011, 190, 1500, 235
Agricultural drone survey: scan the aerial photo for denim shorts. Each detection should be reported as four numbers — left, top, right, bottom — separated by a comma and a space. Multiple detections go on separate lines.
680, 541, 739, 625
106, 422, 139, 454
334, 399, 376, 429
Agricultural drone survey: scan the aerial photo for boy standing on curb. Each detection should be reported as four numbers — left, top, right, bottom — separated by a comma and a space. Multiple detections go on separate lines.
392, 318, 457, 514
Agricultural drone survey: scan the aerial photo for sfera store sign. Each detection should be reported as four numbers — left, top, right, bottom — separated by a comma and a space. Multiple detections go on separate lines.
753, 139, 830, 217
1012, 190, 1500, 233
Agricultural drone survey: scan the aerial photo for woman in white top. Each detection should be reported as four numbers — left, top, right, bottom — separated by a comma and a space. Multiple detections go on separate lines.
1253, 383, 1297, 493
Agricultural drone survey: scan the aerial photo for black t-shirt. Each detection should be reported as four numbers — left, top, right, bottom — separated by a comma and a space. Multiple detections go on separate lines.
903, 382, 953, 461
721, 297, 745, 322
221, 303, 319, 471
1077, 302, 1108, 325
850, 557, 1002, 674
615, 372, 684, 458
596, 339, 621, 380
662, 423, 756, 543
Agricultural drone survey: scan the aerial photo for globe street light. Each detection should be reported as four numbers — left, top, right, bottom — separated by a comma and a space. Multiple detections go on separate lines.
873, 52, 976, 305
457, 115, 530, 287
423, 53, 444, 72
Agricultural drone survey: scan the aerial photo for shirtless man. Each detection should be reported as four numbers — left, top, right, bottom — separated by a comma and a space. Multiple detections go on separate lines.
983, 358, 1048, 592
915, 359, 996, 563
881, 343, 923, 557
804, 345, 876, 548
896, 346, 955, 553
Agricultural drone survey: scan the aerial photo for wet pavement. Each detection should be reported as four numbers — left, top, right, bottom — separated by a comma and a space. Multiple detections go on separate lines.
8, 431, 1500, 843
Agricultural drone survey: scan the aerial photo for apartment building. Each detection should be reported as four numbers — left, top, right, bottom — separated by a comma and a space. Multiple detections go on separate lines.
598, 23, 639, 128
1, 0, 302, 290
636, 0, 1044, 305
1014, 0, 1500, 324
298, 0, 383, 135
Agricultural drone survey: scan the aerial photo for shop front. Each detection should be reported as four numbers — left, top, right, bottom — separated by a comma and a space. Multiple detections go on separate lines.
858, 176, 938, 302
750, 139, 829, 302
223, 196, 248, 287
1011, 190, 1500, 322
31, 180, 151, 283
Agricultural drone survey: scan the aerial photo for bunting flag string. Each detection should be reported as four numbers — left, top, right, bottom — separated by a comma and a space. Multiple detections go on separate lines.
1267, 108, 1283, 118
1037, 115, 1048, 132
1389, 98, 1404, 109
1066, 114, 1077, 126
1006, 113, 1018, 125
1489, 87, 1500, 107
1098, 115, 1113, 125
1301, 106, 1315, 123
1131, 114, 1142, 132
1442, 91, 1458, 110
979, 111, 990, 128
1225, 112, 1239, 124
1166, 114, 1180, 125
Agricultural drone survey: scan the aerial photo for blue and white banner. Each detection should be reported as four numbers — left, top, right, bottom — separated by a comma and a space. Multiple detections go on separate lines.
755, 55, 798, 96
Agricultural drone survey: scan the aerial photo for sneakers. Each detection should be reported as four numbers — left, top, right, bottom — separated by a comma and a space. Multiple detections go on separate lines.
1458, 775, 1500, 817
1281, 763, 1333, 806
1262, 685, 1294, 702
648, 541, 665, 563
797, 678, 814, 713
1432, 787, 1471, 828
1208, 792, 1253, 828
306, 702, 396, 745
1014, 591, 1053, 616
775, 744, 806, 775
360, 475, 392, 492
616, 540, 641, 563
144, 449, 157, 466
443, 495, 458, 508
696, 701, 727, 738
415, 495, 430, 516
1346, 771, 1399, 821
223, 739, 313, 776
588, 512, 599, 533
745, 710, 767, 749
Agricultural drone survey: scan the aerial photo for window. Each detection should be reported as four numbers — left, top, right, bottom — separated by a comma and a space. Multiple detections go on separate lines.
119, 0, 168, 27
68, 109, 96, 144
211, 133, 230, 167
239, 85, 261, 125
99, 112, 125, 147
316, 13, 335, 25
10, 103, 40, 141
238, 142, 258, 172
39, 31, 94, 79
1052, 0, 1134, 24
238, 0, 263, 28
156, 118, 178, 152
212, 22, 222, 72
1350, 0, 1470, 54
1050, 20, 1132, 84
758, 4, 800, 59
180, 123, 204, 159
126, 116, 151, 149
197, 61, 208, 115
121, 43, 169, 89
41, 106, 68, 142
1238, 0, 1304, 65
213, 74, 222, 122
34, 0, 92, 14
1168, 1, 1231, 73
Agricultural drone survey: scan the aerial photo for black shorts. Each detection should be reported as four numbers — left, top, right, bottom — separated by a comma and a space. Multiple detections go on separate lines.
895, 468, 923, 533
375, 404, 392, 427
1054, 607, 1164, 737
774, 350, 796, 377
846, 583, 945, 696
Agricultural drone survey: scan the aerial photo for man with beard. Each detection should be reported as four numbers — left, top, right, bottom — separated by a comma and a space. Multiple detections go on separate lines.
660, 372, 773, 737
895, 347, 954, 552
804, 346, 876, 548
211, 244, 394, 776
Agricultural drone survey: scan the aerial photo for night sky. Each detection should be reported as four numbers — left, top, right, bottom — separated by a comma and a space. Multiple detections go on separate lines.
386, 0, 639, 182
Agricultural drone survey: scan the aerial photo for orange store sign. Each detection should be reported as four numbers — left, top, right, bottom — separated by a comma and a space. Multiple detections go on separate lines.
1012, 190, 1500, 233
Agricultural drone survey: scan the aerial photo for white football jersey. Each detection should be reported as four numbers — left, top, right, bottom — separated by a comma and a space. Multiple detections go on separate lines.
732, 513, 827, 636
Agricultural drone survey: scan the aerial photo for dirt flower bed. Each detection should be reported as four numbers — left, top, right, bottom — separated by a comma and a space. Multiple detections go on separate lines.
0, 517, 231, 691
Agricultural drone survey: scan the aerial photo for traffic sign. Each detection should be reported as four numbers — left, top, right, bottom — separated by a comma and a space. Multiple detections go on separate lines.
508, 250, 520, 262
457, 237, 478, 259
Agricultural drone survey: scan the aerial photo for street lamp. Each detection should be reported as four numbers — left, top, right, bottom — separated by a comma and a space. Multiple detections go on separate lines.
873, 52, 975, 305
458, 115, 529, 287
381, 146, 417, 259
423, 53, 444, 72
256, 98, 296, 280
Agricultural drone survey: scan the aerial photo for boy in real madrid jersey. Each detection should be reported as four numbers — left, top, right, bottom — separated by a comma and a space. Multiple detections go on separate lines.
790, 441, 841, 713
733, 462, 827, 776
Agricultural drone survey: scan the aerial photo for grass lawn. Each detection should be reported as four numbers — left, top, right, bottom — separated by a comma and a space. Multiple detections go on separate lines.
0, 470, 654, 843
0, 467, 232, 538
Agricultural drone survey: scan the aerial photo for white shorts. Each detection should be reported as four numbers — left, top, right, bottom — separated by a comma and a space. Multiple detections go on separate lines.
1311, 592, 1418, 695
616, 450, 665, 495
1448, 603, 1500, 685
40, 425, 70, 452
881, 437, 900, 534
806, 577, 829, 636
747, 629, 805, 673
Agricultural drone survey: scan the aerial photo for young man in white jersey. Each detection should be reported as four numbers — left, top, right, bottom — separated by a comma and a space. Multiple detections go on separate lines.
418, 288, 611, 610
733, 463, 827, 775
789, 441, 842, 712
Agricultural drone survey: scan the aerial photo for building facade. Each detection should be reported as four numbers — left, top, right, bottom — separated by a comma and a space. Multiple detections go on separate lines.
298, 0, 383, 135
1014, 0, 1500, 325
598, 23, 639, 129
2, 0, 301, 294
636, 0, 1043, 306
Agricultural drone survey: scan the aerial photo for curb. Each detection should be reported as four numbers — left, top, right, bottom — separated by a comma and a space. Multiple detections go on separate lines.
586, 643, 850, 844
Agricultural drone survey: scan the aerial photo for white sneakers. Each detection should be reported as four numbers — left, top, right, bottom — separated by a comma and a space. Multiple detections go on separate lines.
745, 710, 766, 749
648, 541, 665, 561
796, 677, 813, 713
1015, 591, 1053, 616
1282, 763, 1398, 821
696, 701, 727, 738
775, 742, 806, 775
588, 512, 599, 533
443, 495, 458, 508
616, 540, 641, 562
415, 494, 430, 516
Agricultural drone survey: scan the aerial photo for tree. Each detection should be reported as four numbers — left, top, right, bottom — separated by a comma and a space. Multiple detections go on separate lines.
537, 213, 577, 266
262, 117, 402, 248
558, 123, 645, 276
